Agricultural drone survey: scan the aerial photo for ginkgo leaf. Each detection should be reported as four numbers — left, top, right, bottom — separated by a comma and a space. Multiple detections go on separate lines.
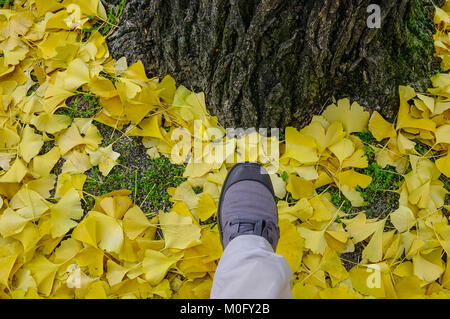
436, 153, 450, 177
197, 192, 216, 221
0, 208, 30, 237
413, 250, 444, 282
301, 121, 345, 153
19, 125, 44, 163
276, 219, 304, 271
436, 124, 450, 144
99, 195, 132, 220
336, 169, 372, 189
329, 138, 355, 163
286, 174, 314, 200
28, 255, 59, 296
390, 206, 416, 233
322, 98, 370, 133
49, 188, 83, 238
0, 158, 27, 183
281, 127, 318, 164
0, 255, 17, 287
30, 113, 72, 134
362, 219, 386, 262
297, 226, 327, 255
369, 111, 396, 141
87, 144, 120, 176
159, 211, 201, 251
142, 250, 179, 285
56, 124, 86, 155
90, 211, 124, 254
123, 205, 152, 240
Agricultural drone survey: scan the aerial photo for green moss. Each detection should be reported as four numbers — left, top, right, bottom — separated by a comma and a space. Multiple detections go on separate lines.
281, 171, 288, 182
318, 185, 353, 214
82, 0, 126, 39
353, 130, 377, 161
192, 186, 204, 194
0, 0, 13, 8
353, 130, 377, 145
57, 93, 101, 119
357, 163, 401, 204
83, 155, 185, 213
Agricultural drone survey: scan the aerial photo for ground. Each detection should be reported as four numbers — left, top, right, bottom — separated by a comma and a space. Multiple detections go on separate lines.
58, 0, 449, 271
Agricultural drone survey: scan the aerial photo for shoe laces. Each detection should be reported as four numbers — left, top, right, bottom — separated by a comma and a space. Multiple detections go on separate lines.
228, 218, 277, 246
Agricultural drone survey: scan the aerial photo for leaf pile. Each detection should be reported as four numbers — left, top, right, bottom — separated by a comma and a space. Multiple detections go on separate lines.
0, 0, 449, 299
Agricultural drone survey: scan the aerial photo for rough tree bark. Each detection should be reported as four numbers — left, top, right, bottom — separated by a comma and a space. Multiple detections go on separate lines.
105, 0, 443, 129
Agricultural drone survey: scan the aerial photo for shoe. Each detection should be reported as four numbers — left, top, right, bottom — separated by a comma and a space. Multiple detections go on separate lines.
217, 162, 280, 251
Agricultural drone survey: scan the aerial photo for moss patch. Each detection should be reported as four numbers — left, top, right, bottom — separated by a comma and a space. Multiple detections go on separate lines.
83, 124, 185, 213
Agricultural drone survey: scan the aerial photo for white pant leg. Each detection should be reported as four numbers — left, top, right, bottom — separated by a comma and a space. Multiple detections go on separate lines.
210, 235, 293, 299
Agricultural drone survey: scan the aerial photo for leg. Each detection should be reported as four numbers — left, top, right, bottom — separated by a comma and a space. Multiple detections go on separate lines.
210, 235, 292, 299
210, 162, 293, 299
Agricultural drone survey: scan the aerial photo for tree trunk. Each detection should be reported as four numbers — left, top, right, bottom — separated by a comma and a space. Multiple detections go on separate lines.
105, 0, 443, 129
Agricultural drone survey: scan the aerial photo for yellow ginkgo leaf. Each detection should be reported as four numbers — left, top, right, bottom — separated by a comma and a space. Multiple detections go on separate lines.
0, 158, 27, 183
413, 250, 444, 282
56, 124, 86, 155
436, 124, 450, 145
286, 174, 314, 200
72, 216, 98, 248
88, 76, 118, 98
436, 152, 450, 177
197, 192, 216, 221
0, 207, 30, 237
142, 250, 179, 285
341, 149, 368, 169
336, 169, 372, 189
61, 58, 90, 91
0, 255, 17, 287
31, 147, 61, 178
49, 188, 83, 238
297, 226, 327, 255
87, 144, 121, 176
30, 113, 72, 134
43, 85, 74, 114
28, 255, 59, 297
127, 116, 165, 140
322, 98, 370, 133
321, 248, 349, 287
301, 121, 345, 153
281, 127, 318, 165
276, 219, 304, 272
329, 138, 355, 163
90, 211, 124, 254
159, 211, 201, 251
362, 219, 386, 262
19, 125, 44, 163
368, 111, 396, 141
390, 206, 416, 233
123, 205, 152, 240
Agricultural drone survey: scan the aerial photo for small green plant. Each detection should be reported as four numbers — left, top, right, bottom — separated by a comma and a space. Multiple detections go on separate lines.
57, 93, 102, 119
101, 0, 126, 35
192, 186, 204, 194
0, 0, 13, 8
357, 163, 402, 208
353, 130, 378, 145
84, 155, 185, 213
82, 0, 126, 38
327, 186, 353, 213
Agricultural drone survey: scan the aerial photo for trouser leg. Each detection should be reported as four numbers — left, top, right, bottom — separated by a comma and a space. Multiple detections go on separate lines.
210, 234, 293, 299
